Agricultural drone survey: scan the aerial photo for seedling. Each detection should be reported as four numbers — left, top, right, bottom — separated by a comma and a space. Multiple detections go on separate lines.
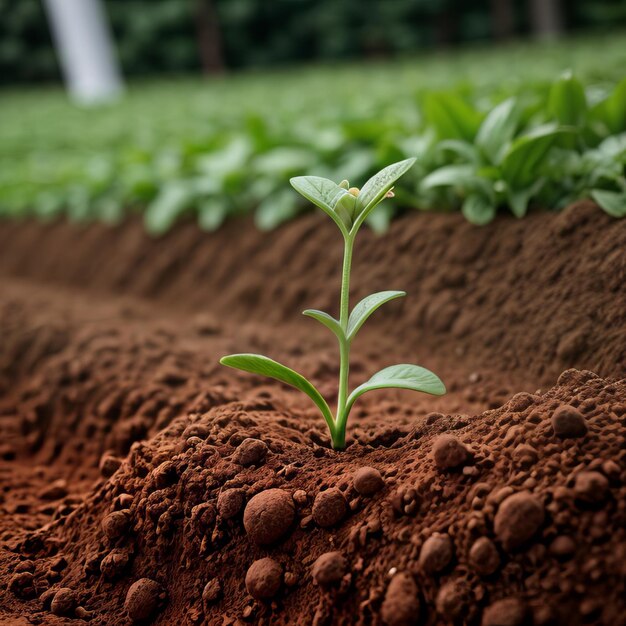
221, 158, 446, 449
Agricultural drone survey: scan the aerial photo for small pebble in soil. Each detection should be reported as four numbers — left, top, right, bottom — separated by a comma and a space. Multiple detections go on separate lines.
233, 438, 268, 466
512, 444, 538, 468
419, 533, 454, 574
312, 488, 348, 528
124, 578, 165, 623
292, 489, 308, 505
311, 552, 347, 588
432, 435, 469, 470
551, 404, 588, 438
202, 578, 221, 605
40, 588, 56, 609
549, 535, 576, 560
8, 572, 35, 599
494, 491, 544, 551
380, 572, 420, 626
39, 479, 68, 501
436, 579, 472, 621
573, 471, 610, 504
353, 467, 385, 496
75, 606, 93, 620
481, 597, 529, 626
100, 548, 130, 580
217, 488, 246, 519
469, 536, 501, 576
390, 485, 421, 516
245, 558, 282, 600
50, 588, 78, 616
243, 489, 295, 545
102, 510, 130, 541
99, 453, 122, 477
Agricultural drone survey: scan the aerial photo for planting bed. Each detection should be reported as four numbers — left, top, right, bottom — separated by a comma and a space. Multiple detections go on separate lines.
0, 201, 625, 625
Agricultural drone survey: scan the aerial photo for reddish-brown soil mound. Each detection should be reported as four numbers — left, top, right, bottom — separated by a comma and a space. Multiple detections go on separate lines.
0, 200, 624, 381
0, 202, 625, 625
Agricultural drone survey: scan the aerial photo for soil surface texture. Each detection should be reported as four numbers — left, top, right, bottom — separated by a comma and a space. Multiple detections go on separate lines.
0, 201, 624, 626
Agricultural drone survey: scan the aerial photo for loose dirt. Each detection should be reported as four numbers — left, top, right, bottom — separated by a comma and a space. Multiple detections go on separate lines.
0, 201, 624, 625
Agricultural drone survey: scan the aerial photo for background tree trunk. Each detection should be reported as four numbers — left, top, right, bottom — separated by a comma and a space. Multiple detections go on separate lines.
529, 0, 564, 39
194, 0, 224, 74
491, 0, 515, 40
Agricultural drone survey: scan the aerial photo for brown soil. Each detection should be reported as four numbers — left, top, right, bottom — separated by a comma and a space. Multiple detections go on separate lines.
0, 201, 624, 625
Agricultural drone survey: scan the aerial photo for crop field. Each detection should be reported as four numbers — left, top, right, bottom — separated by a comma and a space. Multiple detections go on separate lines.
0, 33, 625, 626
1, 32, 625, 234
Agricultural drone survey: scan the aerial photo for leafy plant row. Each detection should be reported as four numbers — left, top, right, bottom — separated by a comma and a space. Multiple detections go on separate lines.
1, 72, 624, 231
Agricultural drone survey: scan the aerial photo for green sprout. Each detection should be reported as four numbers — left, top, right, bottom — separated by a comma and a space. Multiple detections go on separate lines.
220, 158, 446, 449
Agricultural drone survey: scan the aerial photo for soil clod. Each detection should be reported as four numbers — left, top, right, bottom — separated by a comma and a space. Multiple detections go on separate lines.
234, 438, 268, 466
481, 597, 529, 626
243, 489, 295, 545
245, 558, 283, 600
381, 572, 421, 626
311, 551, 347, 588
312, 488, 348, 528
353, 466, 385, 495
419, 533, 454, 574
50, 587, 78, 617
551, 404, 588, 438
494, 492, 545, 551
432, 434, 470, 470
469, 536, 501, 576
124, 578, 165, 623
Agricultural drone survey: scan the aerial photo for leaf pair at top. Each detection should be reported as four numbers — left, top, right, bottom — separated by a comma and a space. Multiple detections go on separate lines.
290, 157, 415, 237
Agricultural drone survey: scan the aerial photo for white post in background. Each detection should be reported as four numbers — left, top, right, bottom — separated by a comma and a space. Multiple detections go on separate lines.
43, 0, 124, 105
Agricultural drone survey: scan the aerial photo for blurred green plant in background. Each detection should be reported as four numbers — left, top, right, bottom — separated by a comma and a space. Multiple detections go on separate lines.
0, 34, 624, 232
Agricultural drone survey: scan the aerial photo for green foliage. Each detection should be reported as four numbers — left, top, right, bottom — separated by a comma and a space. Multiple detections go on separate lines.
420, 73, 625, 224
221, 160, 445, 449
1, 35, 626, 228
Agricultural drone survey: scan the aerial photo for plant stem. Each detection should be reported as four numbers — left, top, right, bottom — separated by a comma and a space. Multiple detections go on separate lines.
334, 234, 354, 449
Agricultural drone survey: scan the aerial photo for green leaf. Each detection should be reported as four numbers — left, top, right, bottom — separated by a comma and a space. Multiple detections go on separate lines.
501, 124, 569, 189
255, 189, 299, 231
220, 354, 335, 431
421, 164, 477, 190
347, 291, 406, 341
198, 198, 227, 232
346, 364, 445, 414
591, 189, 626, 217
507, 179, 544, 218
462, 194, 496, 225
290, 175, 350, 235
354, 158, 416, 229
589, 77, 626, 135
476, 98, 519, 165
423, 92, 483, 141
144, 182, 193, 236
302, 309, 344, 340
437, 139, 480, 164
548, 72, 587, 125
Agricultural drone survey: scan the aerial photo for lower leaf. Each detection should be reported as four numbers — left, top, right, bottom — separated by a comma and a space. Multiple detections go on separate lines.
462, 193, 496, 225
345, 363, 445, 415
591, 189, 626, 217
220, 354, 335, 432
